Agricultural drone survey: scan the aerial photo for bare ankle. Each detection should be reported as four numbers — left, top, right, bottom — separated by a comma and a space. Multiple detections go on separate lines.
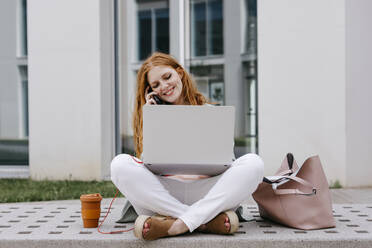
168, 219, 189, 236
197, 224, 207, 231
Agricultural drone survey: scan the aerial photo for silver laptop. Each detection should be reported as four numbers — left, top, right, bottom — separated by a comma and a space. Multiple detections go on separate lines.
142, 105, 235, 176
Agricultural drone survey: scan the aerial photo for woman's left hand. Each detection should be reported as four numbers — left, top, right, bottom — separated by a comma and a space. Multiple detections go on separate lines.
145, 86, 158, 105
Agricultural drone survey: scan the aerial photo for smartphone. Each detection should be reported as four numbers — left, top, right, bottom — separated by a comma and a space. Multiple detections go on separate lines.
148, 87, 164, 105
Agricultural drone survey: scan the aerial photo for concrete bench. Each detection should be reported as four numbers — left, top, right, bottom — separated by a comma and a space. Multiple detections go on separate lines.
0, 190, 371, 248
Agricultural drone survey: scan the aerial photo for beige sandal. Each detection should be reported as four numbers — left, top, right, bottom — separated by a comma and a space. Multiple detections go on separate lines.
134, 215, 177, 241
199, 210, 239, 235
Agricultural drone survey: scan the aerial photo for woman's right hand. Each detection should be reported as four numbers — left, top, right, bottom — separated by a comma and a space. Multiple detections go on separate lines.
145, 86, 158, 105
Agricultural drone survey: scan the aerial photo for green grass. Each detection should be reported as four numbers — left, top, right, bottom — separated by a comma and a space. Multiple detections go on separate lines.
329, 179, 343, 189
0, 179, 123, 203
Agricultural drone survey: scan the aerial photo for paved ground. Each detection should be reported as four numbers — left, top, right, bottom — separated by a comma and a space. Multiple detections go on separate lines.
0, 188, 371, 248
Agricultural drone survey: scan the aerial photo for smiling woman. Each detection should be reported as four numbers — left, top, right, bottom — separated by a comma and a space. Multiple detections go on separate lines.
110, 52, 264, 241
146, 66, 184, 105
133, 53, 207, 157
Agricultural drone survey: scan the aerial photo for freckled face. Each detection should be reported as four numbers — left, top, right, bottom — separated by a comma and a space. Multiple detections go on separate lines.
147, 66, 183, 104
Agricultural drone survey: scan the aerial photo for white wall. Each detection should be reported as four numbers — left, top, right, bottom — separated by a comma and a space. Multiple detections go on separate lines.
28, 0, 115, 180
258, 0, 347, 185
345, 0, 372, 186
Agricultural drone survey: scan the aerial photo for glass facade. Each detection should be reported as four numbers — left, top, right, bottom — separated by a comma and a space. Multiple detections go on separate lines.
138, 10, 152, 61
207, 0, 223, 55
118, 0, 171, 156
137, 1, 169, 61
190, 65, 224, 105
0, 0, 29, 165
191, 1, 206, 56
189, 0, 225, 108
189, 0, 258, 155
191, 0, 223, 57
118, 0, 258, 157
20, 0, 28, 57
155, 8, 169, 54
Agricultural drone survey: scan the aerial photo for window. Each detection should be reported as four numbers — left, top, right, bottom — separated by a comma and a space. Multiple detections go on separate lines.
117, 0, 259, 157
189, 0, 224, 103
191, 0, 223, 57
190, 64, 224, 105
20, 0, 28, 56
188, 0, 258, 156
0, 0, 29, 165
138, 10, 152, 61
138, 3, 169, 61
16, 0, 28, 57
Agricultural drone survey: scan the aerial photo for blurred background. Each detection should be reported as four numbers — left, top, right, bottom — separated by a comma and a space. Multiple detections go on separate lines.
0, 0, 371, 188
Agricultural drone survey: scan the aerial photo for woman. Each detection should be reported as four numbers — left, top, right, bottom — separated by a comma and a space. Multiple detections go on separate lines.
111, 52, 264, 240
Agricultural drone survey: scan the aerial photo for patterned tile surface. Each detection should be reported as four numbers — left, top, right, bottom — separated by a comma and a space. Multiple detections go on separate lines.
0, 202, 371, 242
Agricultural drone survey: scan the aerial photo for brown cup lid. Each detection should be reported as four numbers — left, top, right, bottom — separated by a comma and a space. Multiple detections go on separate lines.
80, 193, 102, 202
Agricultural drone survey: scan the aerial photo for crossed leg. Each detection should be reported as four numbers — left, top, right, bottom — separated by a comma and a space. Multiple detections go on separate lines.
110, 153, 264, 237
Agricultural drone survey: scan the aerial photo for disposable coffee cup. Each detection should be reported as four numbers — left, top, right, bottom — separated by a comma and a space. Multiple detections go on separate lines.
80, 193, 103, 228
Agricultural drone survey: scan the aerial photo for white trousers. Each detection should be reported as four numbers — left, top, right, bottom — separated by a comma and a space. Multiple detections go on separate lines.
110, 153, 264, 232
